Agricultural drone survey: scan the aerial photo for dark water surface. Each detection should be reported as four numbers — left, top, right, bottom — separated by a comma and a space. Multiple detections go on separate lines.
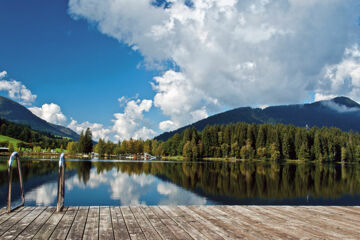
1, 157, 360, 207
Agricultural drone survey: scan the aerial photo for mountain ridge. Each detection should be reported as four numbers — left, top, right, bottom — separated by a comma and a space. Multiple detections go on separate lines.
155, 96, 360, 141
0, 96, 79, 140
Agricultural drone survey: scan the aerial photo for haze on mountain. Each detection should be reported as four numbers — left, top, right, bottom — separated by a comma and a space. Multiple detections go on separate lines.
155, 96, 360, 141
0, 96, 79, 140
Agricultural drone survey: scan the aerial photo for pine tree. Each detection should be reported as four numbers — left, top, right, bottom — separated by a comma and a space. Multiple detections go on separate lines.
314, 132, 323, 161
183, 141, 192, 159
256, 125, 267, 149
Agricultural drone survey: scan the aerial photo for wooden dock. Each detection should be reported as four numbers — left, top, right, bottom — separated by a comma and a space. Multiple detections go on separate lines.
0, 206, 360, 239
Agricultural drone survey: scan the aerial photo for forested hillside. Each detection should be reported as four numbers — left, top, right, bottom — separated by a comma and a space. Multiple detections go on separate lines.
0, 96, 79, 140
156, 97, 360, 141
160, 122, 360, 162
0, 118, 69, 149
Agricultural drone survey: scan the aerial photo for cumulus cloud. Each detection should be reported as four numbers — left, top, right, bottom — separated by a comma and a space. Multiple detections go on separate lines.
159, 120, 178, 131
0, 70, 37, 105
68, 118, 112, 140
112, 98, 155, 140
0, 71, 7, 79
152, 70, 212, 128
68, 0, 360, 127
29, 103, 68, 125
316, 45, 360, 103
62, 96, 157, 141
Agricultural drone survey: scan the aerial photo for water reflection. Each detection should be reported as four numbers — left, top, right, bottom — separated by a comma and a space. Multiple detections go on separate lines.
1, 158, 360, 207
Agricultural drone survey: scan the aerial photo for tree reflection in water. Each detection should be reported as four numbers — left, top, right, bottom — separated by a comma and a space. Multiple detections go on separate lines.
1, 158, 360, 206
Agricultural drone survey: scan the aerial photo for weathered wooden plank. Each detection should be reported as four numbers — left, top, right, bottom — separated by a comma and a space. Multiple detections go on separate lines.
0, 205, 359, 239
129, 206, 162, 240
16, 207, 56, 239
1, 207, 45, 239
0, 207, 24, 225
220, 206, 301, 240
0, 207, 35, 237
314, 206, 360, 224
237, 206, 319, 239
178, 206, 233, 240
150, 206, 192, 240
83, 206, 99, 240
140, 206, 176, 240
291, 206, 360, 236
33, 207, 68, 240
206, 205, 279, 239
188, 205, 257, 240
261, 206, 355, 239
248, 206, 333, 239
99, 206, 114, 240
281, 206, 360, 238
0, 208, 7, 217
49, 206, 78, 240
160, 206, 219, 240
121, 206, 146, 240
110, 207, 130, 240
251, 206, 345, 239
330, 206, 360, 218
66, 206, 89, 240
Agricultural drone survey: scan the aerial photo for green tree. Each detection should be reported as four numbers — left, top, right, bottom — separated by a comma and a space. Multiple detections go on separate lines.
270, 143, 281, 161
95, 138, 106, 156
66, 142, 79, 154
183, 141, 192, 159
78, 128, 93, 154
8, 142, 14, 153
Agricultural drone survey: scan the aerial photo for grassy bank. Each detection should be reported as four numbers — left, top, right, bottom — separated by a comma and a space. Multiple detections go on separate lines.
161, 155, 314, 163
0, 135, 23, 147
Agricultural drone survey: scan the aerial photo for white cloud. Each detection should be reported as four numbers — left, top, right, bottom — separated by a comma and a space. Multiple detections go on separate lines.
152, 70, 213, 128
68, 118, 112, 140
316, 45, 360, 103
68, 0, 360, 128
29, 103, 67, 125
314, 93, 338, 102
112, 98, 155, 140
0, 71, 7, 79
159, 120, 177, 131
64, 96, 157, 141
0, 70, 37, 105
321, 100, 360, 113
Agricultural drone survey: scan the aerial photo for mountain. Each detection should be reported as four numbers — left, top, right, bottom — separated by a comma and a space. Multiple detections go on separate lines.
155, 96, 360, 141
0, 96, 79, 140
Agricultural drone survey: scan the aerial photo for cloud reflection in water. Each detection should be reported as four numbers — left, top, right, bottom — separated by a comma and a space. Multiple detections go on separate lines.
25, 167, 207, 206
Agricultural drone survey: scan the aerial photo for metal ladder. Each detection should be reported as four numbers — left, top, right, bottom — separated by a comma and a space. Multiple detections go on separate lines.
7, 152, 66, 213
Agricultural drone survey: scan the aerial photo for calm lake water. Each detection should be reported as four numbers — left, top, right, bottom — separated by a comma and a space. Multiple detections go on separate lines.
1, 157, 360, 207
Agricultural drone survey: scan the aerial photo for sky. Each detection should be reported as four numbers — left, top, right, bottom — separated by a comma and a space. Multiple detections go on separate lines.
1, 0, 360, 141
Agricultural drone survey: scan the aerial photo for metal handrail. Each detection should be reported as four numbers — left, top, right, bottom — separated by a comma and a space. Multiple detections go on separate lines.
7, 152, 25, 213
57, 153, 65, 212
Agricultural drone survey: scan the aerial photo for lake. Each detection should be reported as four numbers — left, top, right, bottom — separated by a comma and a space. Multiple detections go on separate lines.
1, 157, 360, 208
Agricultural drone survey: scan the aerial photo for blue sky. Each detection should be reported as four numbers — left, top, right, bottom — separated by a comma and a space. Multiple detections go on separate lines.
0, 0, 158, 124
1, 0, 360, 140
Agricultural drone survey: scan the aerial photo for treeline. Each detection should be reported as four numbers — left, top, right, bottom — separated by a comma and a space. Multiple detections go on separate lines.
91, 122, 360, 162
0, 118, 70, 149
91, 137, 164, 156
161, 123, 360, 161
